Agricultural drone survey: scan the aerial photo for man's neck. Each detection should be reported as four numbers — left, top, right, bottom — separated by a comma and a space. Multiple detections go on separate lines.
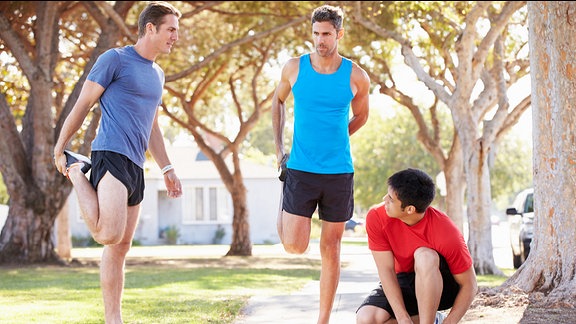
310, 52, 342, 74
134, 41, 157, 61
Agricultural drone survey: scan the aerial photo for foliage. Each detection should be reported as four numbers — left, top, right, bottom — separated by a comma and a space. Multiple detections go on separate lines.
0, 1, 533, 265
70, 235, 101, 248
491, 131, 533, 211
352, 107, 441, 211
161, 225, 181, 245
212, 225, 226, 244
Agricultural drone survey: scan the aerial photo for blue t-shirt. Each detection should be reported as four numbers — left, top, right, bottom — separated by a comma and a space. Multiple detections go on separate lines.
289, 53, 354, 174
88, 45, 164, 168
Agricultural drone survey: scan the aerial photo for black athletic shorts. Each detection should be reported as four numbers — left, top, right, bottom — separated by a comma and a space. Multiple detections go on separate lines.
282, 168, 354, 222
356, 255, 460, 317
89, 150, 145, 206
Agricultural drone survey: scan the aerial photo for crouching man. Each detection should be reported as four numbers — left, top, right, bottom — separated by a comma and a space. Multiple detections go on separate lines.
356, 168, 477, 324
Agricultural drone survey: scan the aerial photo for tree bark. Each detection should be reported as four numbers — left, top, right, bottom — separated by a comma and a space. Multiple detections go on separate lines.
226, 180, 252, 256
504, 1, 576, 305
56, 199, 71, 260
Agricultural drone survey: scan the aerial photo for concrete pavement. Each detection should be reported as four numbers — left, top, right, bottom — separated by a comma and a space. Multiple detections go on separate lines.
233, 238, 377, 324
234, 223, 514, 324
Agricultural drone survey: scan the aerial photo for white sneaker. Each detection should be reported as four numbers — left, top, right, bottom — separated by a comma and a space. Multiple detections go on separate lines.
434, 311, 446, 324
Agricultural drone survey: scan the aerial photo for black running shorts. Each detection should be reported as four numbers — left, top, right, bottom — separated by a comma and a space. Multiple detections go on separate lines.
89, 150, 145, 206
282, 168, 354, 222
356, 255, 461, 317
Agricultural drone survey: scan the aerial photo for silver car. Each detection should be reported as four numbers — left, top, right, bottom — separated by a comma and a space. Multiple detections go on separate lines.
505, 188, 534, 269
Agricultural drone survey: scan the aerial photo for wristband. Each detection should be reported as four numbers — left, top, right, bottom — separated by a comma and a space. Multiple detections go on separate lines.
161, 164, 174, 175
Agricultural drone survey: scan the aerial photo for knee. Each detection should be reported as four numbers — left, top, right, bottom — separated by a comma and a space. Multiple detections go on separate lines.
282, 241, 309, 254
356, 306, 388, 324
413, 247, 440, 273
93, 231, 124, 246
355, 311, 372, 324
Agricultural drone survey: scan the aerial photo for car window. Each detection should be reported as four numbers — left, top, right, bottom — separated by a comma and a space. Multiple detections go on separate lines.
525, 193, 534, 213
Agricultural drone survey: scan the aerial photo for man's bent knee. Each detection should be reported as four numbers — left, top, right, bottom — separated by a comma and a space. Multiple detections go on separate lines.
356, 306, 390, 324
282, 241, 309, 254
413, 247, 440, 272
93, 231, 124, 246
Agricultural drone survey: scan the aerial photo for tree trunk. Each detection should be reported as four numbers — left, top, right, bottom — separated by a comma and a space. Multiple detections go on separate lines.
0, 200, 62, 264
226, 182, 252, 256
465, 142, 503, 275
56, 199, 71, 260
443, 144, 466, 233
504, 2, 576, 305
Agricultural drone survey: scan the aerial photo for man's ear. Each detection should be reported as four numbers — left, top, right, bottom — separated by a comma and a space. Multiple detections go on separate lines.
146, 22, 156, 36
405, 205, 416, 214
337, 28, 345, 40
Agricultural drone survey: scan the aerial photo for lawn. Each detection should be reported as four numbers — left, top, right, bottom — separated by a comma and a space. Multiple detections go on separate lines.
0, 245, 320, 324
0, 243, 512, 324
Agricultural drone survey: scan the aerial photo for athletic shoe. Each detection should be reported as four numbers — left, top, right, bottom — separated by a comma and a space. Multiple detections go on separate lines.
278, 153, 289, 182
64, 150, 92, 174
435, 311, 446, 324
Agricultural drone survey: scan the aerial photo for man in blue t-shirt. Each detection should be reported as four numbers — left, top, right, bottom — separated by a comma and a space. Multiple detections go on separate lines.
53, 2, 182, 322
271, 4, 370, 324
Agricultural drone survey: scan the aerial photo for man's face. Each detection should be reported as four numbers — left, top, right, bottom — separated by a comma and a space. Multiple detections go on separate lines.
312, 21, 341, 57
150, 14, 179, 54
383, 188, 405, 219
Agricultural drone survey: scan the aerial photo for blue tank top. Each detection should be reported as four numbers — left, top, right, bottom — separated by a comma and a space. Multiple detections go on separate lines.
289, 53, 354, 174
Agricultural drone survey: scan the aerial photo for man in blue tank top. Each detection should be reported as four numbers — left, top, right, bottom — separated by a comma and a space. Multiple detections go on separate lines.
53, 2, 182, 323
272, 5, 370, 324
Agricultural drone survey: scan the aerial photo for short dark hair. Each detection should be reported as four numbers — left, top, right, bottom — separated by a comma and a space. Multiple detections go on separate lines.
311, 5, 344, 31
138, 1, 182, 38
387, 168, 436, 213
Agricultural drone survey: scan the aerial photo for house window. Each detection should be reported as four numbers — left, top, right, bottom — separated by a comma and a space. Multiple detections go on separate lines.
182, 186, 231, 224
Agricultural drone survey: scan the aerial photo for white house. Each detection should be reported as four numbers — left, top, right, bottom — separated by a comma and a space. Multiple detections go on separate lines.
66, 146, 282, 245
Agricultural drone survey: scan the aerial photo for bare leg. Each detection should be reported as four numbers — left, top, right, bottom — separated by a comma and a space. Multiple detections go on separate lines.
101, 204, 141, 324
317, 221, 345, 324
414, 247, 442, 324
68, 168, 128, 245
276, 182, 284, 241
277, 211, 311, 254
357, 304, 422, 324
67, 165, 99, 235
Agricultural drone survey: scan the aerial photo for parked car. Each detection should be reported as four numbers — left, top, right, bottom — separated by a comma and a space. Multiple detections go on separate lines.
345, 217, 365, 232
506, 188, 534, 269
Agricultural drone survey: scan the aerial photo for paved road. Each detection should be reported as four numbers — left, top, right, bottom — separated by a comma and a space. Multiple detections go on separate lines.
234, 222, 515, 324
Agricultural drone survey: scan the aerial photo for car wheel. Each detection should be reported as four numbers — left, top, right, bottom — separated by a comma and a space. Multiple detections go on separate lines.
521, 240, 531, 263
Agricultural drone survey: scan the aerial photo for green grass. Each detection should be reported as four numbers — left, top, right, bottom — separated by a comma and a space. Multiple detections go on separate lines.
0, 248, 320, 324
0, 243, 514, 324
476, 268, 516, 287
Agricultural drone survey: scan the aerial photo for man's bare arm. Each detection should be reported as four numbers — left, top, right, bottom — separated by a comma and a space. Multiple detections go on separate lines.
349, 63, 370, 136
444, 266, 478, 324
272, 58, 298, 167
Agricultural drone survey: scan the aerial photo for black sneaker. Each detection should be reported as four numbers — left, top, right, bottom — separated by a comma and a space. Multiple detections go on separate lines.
64, 150, 92, 174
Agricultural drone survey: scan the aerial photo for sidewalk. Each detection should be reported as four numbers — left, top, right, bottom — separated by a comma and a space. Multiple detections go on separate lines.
233, 238, 378, 324
233, 223, 515, 324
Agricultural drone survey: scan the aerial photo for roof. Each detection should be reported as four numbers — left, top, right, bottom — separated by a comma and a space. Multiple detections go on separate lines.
144, 145, 278, 180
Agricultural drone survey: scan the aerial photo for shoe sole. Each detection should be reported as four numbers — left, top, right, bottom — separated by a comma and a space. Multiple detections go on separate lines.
64, 150, 92, 174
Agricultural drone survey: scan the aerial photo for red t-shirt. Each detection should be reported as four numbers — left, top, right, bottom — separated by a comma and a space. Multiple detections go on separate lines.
366, 202, 473, 274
